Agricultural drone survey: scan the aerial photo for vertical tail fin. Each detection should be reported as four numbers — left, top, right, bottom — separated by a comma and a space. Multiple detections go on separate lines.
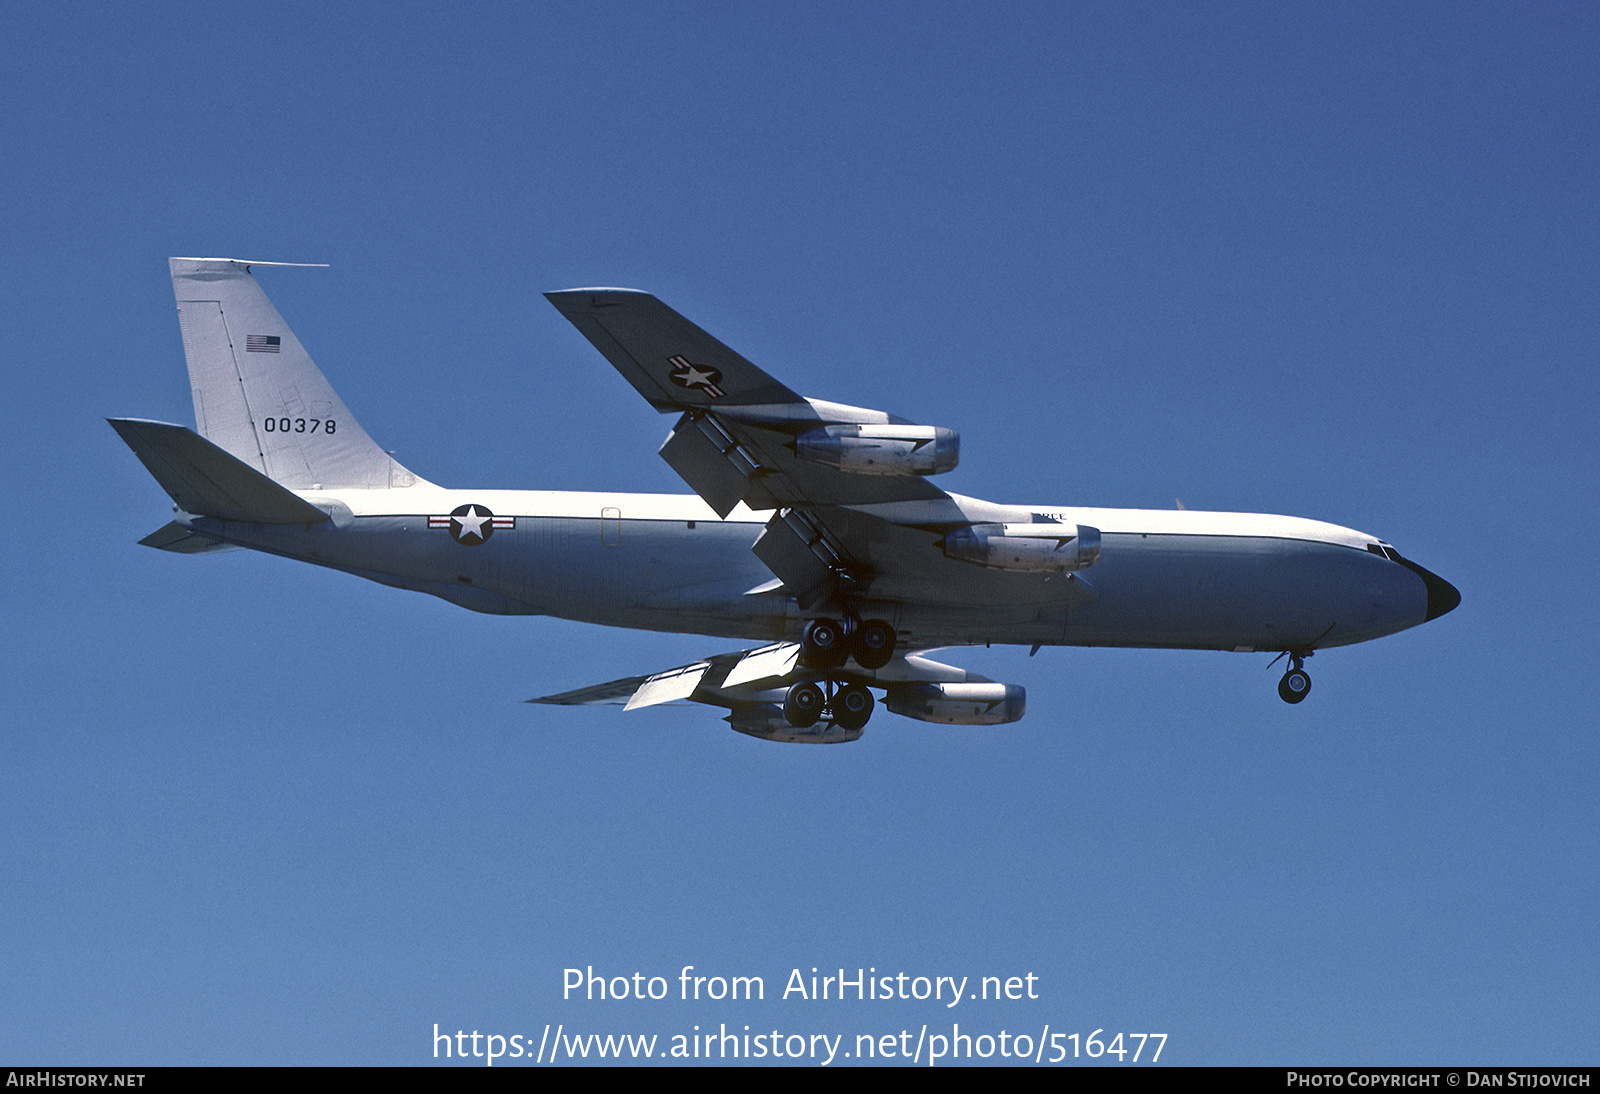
169, 257, 425, 490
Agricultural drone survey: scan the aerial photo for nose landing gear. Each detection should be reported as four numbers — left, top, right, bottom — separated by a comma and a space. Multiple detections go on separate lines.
1277, 650, 1312, 704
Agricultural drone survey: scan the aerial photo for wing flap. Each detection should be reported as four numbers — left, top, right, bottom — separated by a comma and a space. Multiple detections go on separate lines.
623, 661, 713, 710
659, 412, 779, 518
751, 510, 840, 608
721, 643, 800, 688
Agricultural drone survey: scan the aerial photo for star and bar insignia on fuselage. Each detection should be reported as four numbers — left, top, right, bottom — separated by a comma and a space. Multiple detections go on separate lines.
428, 504, 514, 545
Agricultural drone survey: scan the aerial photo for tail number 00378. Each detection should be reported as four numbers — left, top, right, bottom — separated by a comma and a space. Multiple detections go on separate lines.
262, 418, 337, 434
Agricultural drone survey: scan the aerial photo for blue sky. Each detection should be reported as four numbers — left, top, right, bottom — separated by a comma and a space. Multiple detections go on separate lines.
2, 0, 1596, 1066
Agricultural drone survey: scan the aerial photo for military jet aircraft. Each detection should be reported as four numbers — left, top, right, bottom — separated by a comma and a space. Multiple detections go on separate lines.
111, 259, 1459, 743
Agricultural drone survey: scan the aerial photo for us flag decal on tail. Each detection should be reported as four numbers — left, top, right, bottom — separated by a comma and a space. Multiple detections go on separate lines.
245, 334, 281, 353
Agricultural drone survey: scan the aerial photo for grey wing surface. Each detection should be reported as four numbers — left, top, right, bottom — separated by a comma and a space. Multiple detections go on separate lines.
543, 289, 801, 411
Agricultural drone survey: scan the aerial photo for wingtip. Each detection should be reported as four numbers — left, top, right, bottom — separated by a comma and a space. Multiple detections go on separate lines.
169, 257, 330, 268
543, 287, 654, 310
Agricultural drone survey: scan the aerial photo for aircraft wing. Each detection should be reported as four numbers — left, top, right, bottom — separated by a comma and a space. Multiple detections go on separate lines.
544, 290, 951, 513
529, 644, 799, 709
546, 289, 1096, 616
542, 290, 802, 413
526, 672, 656, 706
530, 643, 994, 708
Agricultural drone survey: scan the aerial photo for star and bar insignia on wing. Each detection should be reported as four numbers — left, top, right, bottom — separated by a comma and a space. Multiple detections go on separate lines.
667, 354, 725, 398
428, 504, 514, 545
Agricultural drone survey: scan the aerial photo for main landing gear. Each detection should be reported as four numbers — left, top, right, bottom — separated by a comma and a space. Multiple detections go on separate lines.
1278, 650, 1313, 704
800, 617, 897, 671
783, 679, 875, 731
783, 616, 897, 730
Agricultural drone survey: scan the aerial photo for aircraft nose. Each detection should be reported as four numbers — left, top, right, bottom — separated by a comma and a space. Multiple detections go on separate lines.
1395, 555, 1461, 622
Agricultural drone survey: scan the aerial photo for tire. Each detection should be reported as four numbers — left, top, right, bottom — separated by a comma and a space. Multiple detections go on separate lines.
831, 683, 875, 731
784, 682, 825, 727
1278, 669, 1312, 704
801, 618, 847, 668
853, 619, 896, 670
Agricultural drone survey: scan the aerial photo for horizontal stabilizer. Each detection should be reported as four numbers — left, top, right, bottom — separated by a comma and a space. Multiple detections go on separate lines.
138, 521, 237, 554
108, 418, 330, 524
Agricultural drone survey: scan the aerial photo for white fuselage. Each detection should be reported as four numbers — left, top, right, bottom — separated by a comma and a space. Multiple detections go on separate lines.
182, 484, 1435, 655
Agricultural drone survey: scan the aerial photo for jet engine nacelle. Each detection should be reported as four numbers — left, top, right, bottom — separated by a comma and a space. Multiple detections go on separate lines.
795, 424, 959, 476
885, 683, 1027, 725
725, 703, 863, 744
942, 522, 1101, 572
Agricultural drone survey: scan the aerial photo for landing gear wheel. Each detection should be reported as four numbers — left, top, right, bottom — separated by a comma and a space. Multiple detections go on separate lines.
852, 619, 896, 670
831, 682, 875, 731
801, 618, 847, 669
1278, 668, 1312, 704
784, 682, 825, 727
